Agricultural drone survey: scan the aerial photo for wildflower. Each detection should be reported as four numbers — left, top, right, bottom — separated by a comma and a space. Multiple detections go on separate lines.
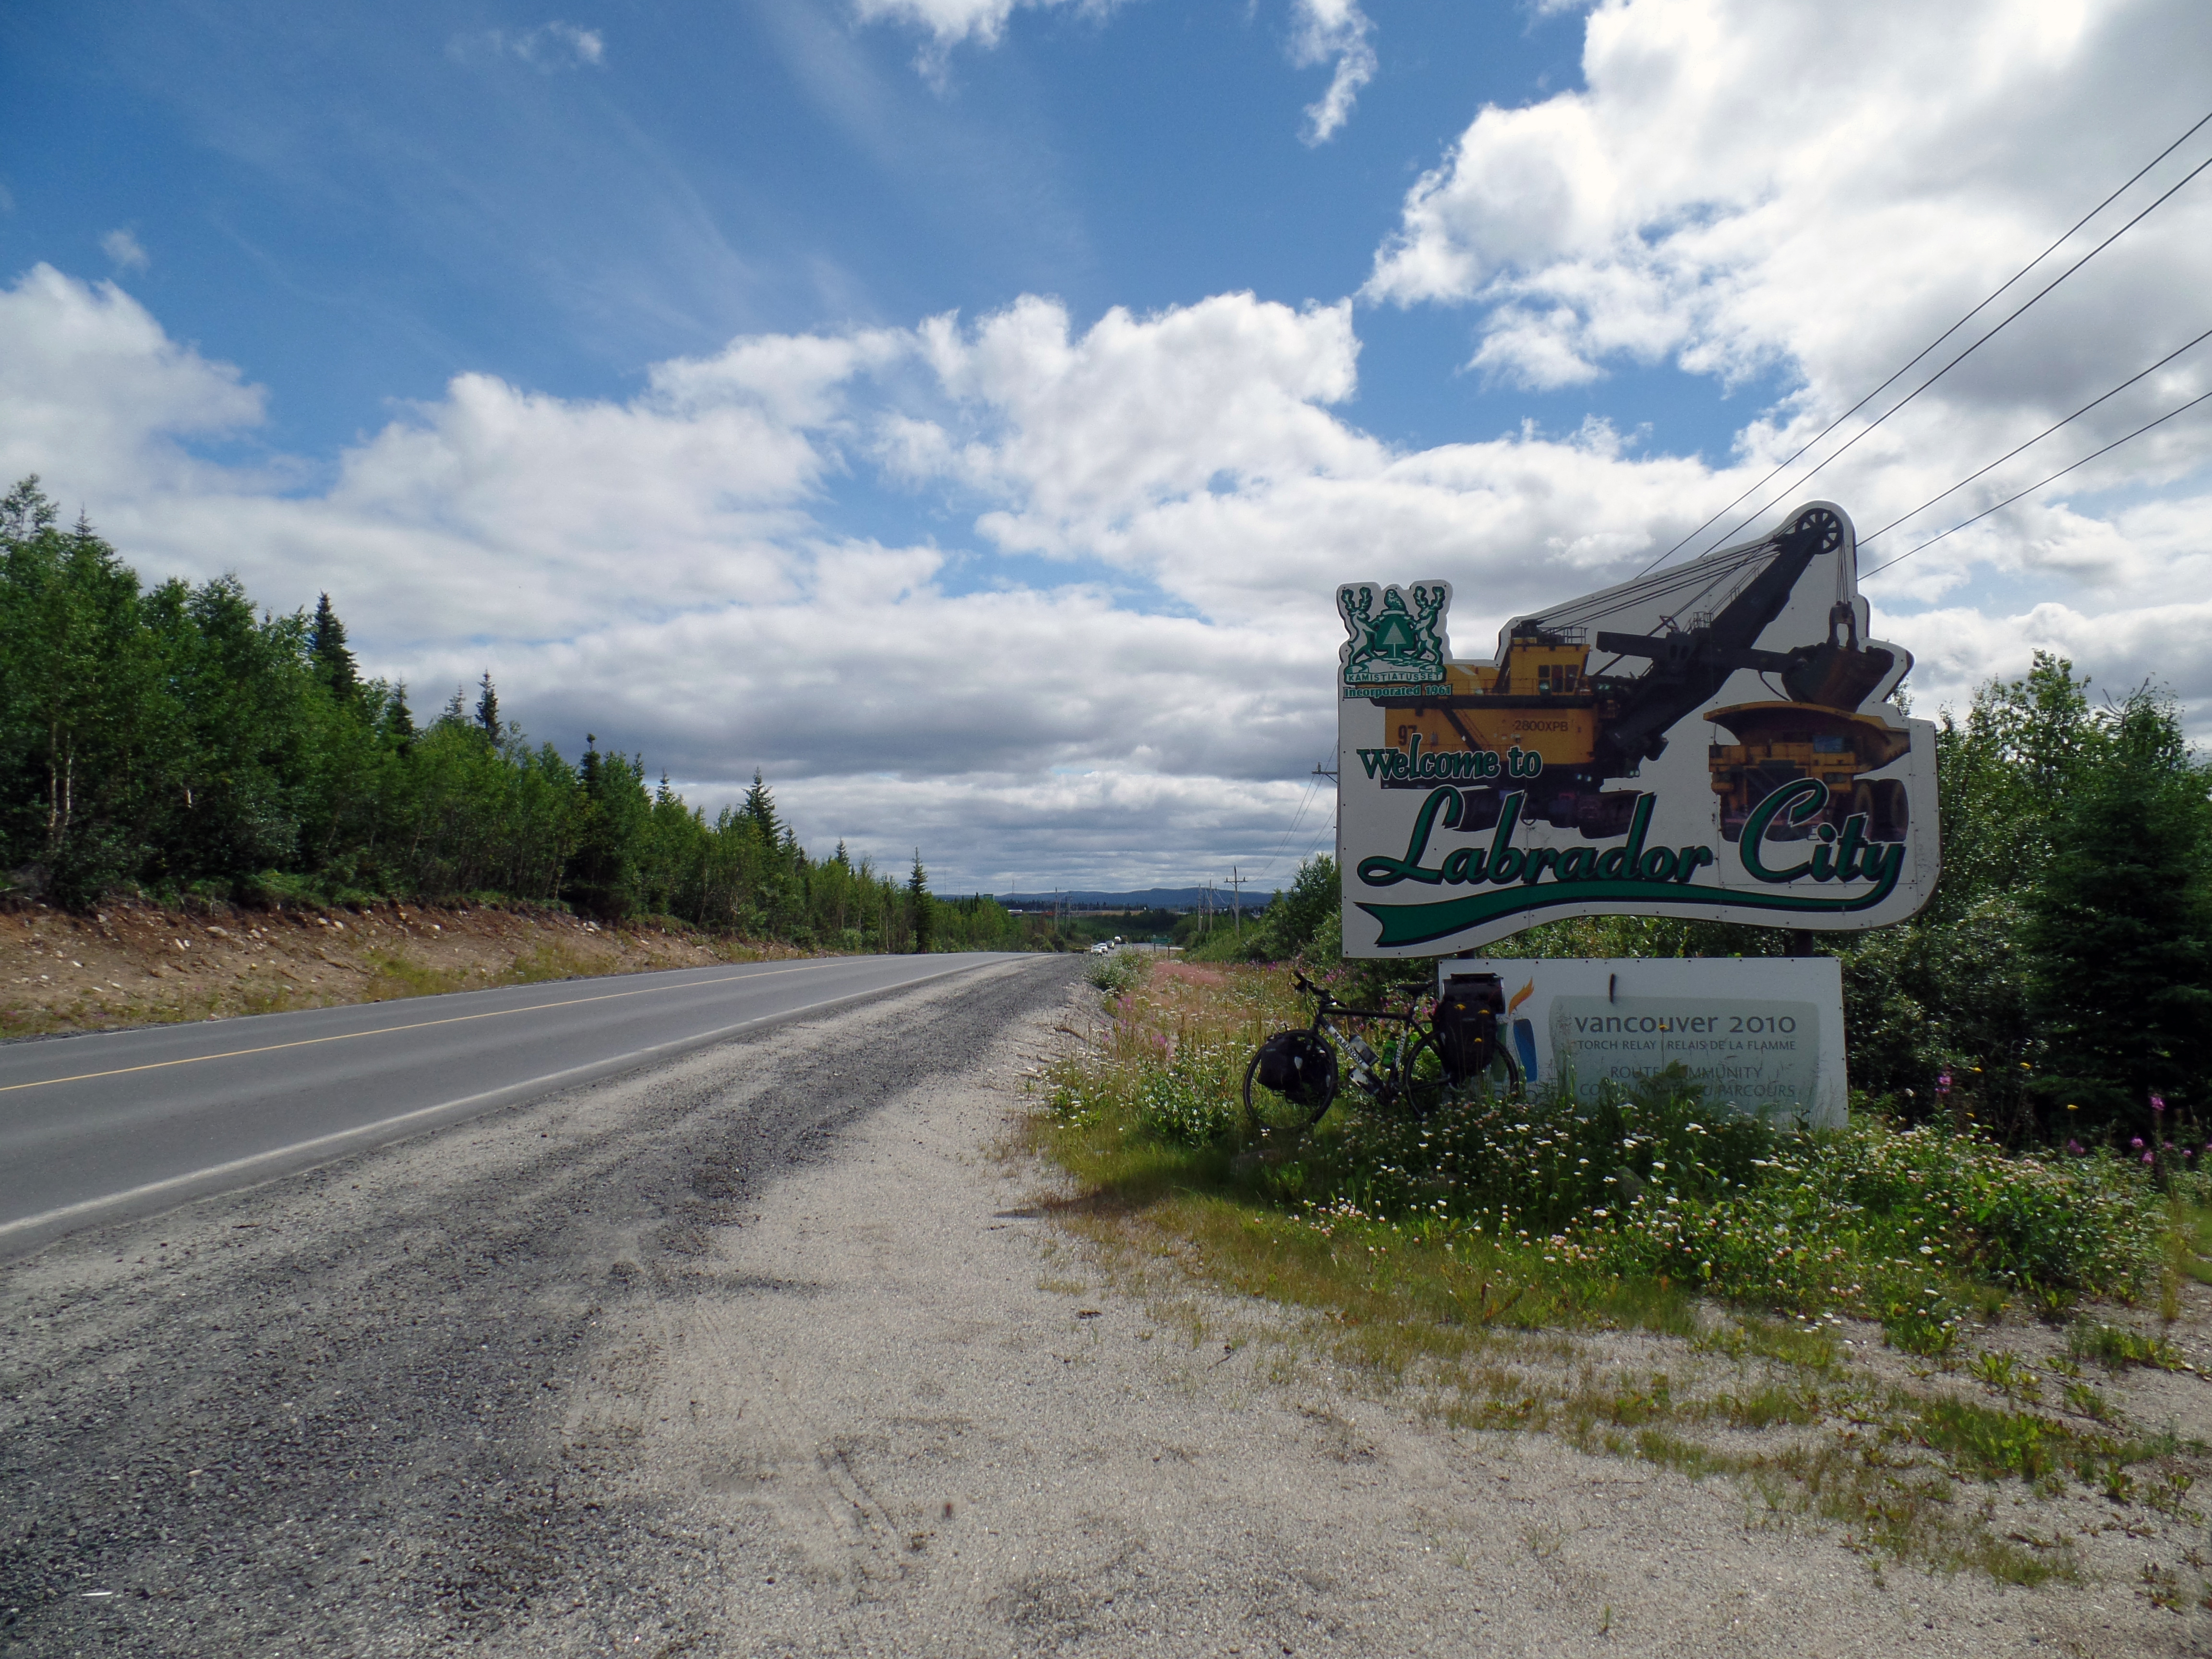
2067, 1140, 2084, 1155
2130, 1137, 2145, 1150
2152, 1094, 2167, 1114
2143, 1151, 2155, 1166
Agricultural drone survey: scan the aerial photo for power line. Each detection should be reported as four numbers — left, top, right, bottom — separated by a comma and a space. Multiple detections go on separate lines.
1862, 386, 2212, 578
1250, 769, 1324, 876
1695, 145, 2212, 558
1299, 814, 1336, 868
1625, 104, 2212, 581
1860, 321, 2212, 545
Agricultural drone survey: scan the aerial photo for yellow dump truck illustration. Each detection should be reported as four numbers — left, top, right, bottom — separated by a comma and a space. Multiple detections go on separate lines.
1705, 703, 1910, 842
1365, 506, 1912, 841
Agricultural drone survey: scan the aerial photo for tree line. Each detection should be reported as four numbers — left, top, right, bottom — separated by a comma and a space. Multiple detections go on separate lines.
0, 478, 1031, 954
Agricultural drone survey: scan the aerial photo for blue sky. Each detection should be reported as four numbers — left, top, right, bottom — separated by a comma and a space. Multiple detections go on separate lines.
2, 0, 2208, 892
4, 3, 1730, 466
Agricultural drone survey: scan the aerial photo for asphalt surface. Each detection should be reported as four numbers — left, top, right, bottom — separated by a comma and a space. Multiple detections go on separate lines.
0, 952, 1079, 1655
0, 953, 1025, 1257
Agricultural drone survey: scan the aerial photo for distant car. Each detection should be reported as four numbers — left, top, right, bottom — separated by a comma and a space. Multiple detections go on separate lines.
1089, 941, 1114, 954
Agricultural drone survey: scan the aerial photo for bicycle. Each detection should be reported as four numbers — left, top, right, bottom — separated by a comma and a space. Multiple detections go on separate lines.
1243, 968, 1522, 1143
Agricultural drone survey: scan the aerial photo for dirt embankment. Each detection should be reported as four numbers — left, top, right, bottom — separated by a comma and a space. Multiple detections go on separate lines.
0, 900, 810, 1038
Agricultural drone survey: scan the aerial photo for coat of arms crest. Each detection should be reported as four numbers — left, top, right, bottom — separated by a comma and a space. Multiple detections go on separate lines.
1337, 580, 1452, 699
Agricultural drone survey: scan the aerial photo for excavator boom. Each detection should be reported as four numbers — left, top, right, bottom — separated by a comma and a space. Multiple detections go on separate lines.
1587, 505, 1845, 772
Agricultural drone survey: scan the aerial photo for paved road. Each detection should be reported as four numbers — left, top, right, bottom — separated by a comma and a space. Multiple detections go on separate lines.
0, 954, 1081, 1655
0, 952, 1022, 1257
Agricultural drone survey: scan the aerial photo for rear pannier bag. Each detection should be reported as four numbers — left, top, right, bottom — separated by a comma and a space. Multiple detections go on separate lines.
1253, 1031, 1339, 1108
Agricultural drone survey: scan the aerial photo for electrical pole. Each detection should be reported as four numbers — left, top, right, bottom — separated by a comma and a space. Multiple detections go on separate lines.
1230, 866, 1244, 942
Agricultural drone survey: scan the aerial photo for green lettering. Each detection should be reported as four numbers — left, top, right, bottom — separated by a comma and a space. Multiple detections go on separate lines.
1739, 780, 1827, 883
1834, 813, 1868, 881
1859, 841, 1906, 902
1810, 825, 1839, 882
1592, 793, 1654, 878
1356, 787, 1460, 887
1486, 793, 1527, 884
1673, 845, 1715, 883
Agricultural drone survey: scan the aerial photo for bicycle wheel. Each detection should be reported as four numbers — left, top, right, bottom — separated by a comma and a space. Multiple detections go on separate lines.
1401, 1031, 1522, 1115
1487, 1041, 1524, 1102
1243, 1031, 1339, 1142
1397, 1029, 1455, 1118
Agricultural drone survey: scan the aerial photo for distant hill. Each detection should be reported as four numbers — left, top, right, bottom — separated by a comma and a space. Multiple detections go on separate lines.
989, 887, 1280, 912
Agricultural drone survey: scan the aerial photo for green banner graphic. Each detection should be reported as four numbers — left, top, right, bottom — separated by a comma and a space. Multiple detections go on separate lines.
1358, 873, 1903, 949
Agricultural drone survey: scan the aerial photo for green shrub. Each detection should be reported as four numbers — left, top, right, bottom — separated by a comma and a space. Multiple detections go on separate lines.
1085, 948, 1148, 997
1133, 1036, 1243, 1146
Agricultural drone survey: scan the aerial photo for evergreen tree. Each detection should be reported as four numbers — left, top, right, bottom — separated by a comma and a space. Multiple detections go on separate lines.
475, 672, 501, 741
382, 682, 416, 748
907, 850, 933, 954
0, 480, 163, 901
562, 733, 648, 918
2023, 687, 2212, 1134
742, 769, 780, 845
308, 592, 359, 702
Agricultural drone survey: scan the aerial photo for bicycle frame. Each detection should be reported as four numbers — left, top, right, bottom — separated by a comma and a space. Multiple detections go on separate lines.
1291, 972, 1434, 1111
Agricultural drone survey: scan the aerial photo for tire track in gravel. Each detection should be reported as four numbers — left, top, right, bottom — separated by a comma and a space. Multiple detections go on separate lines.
0, 956, 1079, 1656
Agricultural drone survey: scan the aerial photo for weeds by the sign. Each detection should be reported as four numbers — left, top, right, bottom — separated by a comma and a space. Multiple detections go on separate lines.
1034, 955, 2205, 1585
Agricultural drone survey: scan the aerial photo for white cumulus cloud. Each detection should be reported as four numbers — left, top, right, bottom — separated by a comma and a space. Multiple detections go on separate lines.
0, 266, 1767, 886
1360, 0, 2212, 706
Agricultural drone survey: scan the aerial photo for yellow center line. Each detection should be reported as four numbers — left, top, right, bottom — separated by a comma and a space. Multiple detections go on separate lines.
0, 961, 855, 1095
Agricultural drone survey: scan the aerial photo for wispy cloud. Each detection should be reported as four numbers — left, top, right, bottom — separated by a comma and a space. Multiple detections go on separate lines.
851, 0, 1113, 51
448, 21, 606, 72
1288, 0, 1376, 145
100, 228, 150, 273
850, 0, 1130, 87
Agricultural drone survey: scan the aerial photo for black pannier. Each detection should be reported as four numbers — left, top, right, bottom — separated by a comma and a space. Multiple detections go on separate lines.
1433, 972, 1505, 1085
1253, 1030, 1340, 1108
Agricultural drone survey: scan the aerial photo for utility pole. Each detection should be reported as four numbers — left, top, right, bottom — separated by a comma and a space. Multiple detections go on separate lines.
1229, 866, 1244, 942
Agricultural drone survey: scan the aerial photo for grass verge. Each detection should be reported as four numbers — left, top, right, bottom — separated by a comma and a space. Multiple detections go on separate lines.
1030, 956, 2207, 1587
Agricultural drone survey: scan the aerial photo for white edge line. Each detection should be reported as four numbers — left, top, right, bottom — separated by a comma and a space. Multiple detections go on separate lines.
0, 959, 1001, 1243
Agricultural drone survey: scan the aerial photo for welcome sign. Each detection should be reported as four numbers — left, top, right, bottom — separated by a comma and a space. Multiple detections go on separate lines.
1338, 503, 1938, 956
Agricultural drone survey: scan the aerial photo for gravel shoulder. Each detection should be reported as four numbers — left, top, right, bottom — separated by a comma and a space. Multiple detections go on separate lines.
0, 898, 801, 1039
4, 959, 2203, 1656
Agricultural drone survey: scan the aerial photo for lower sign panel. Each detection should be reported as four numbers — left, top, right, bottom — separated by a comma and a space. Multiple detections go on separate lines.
1443, 956, 1846, 1129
